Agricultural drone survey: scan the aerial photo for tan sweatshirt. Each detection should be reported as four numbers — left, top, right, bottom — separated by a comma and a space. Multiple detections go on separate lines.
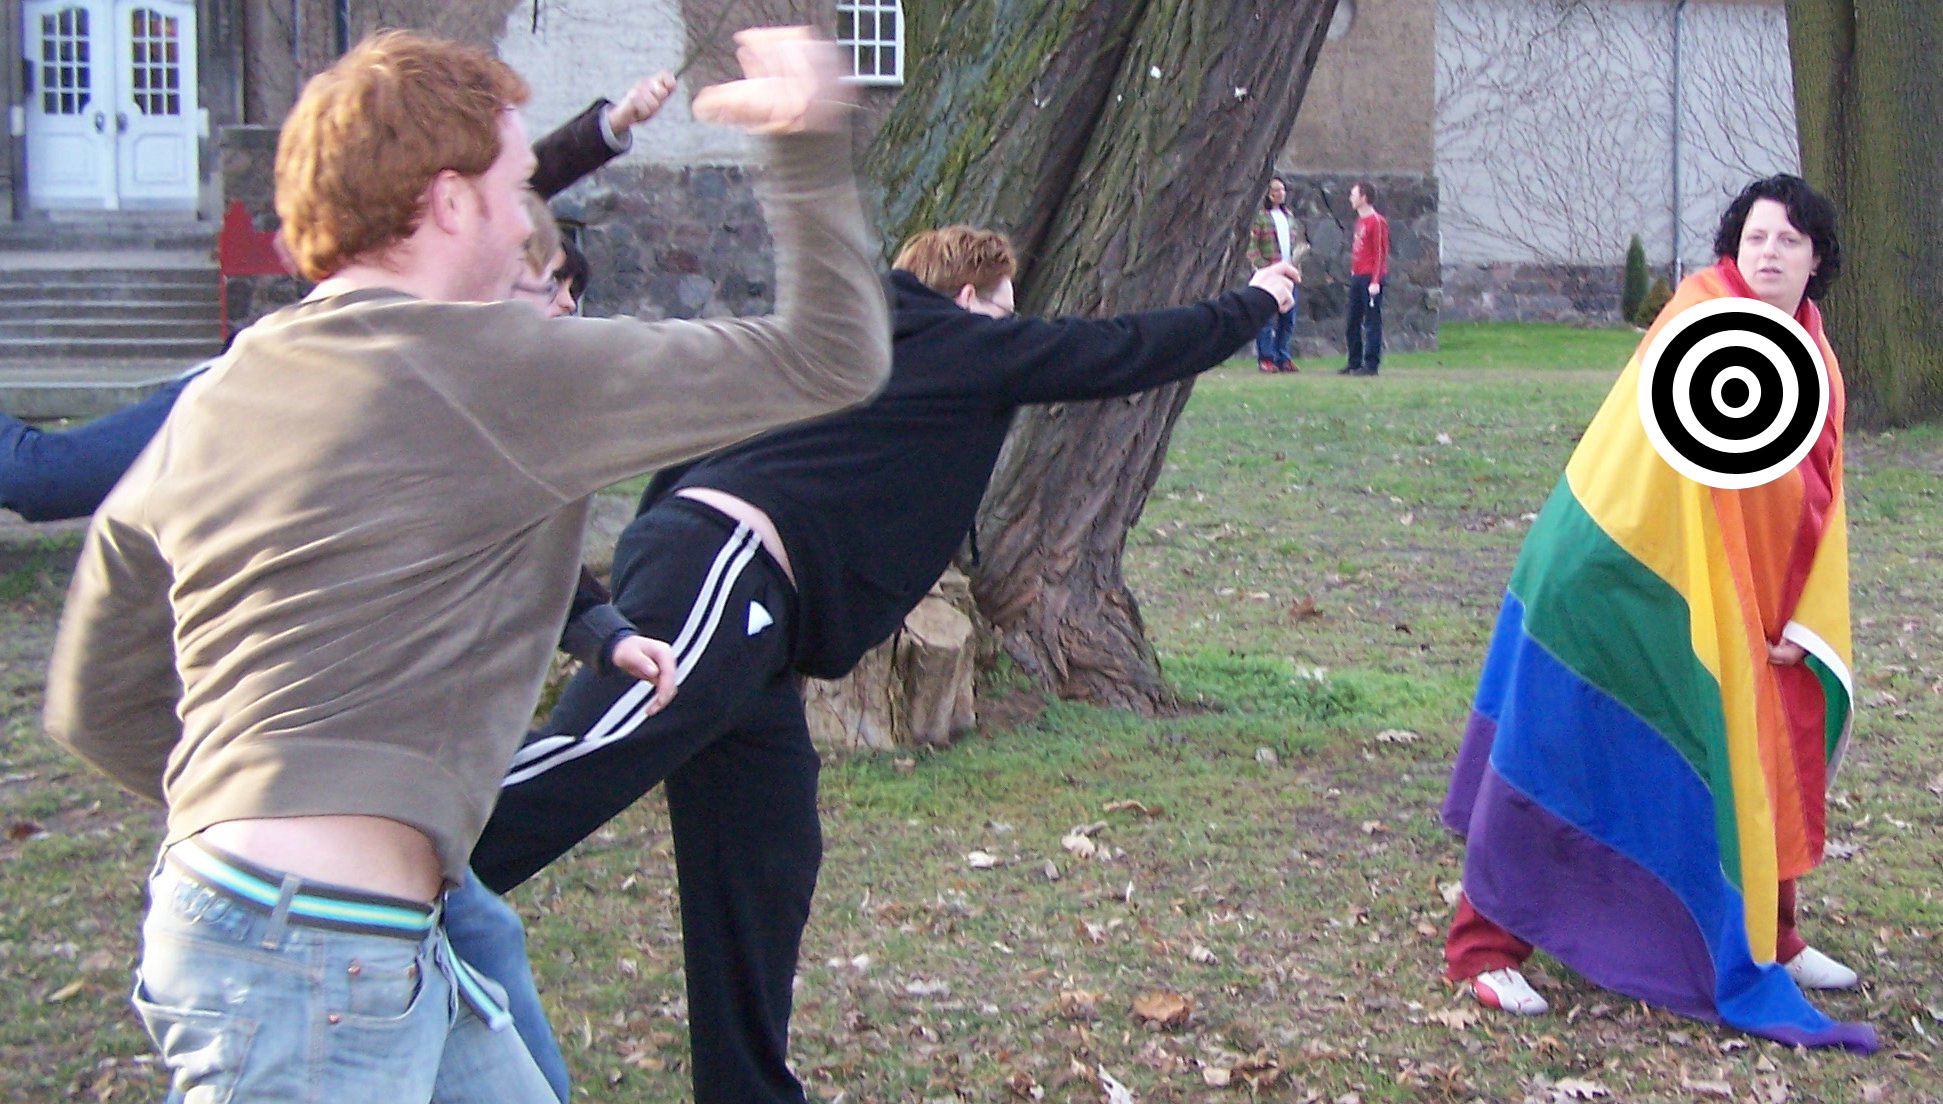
43, 132, 889, 883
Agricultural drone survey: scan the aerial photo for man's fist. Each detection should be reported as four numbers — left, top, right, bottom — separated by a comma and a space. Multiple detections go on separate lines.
608, 634, 681, 718
607, 72, 677, 132
1249, 261, 1301, 313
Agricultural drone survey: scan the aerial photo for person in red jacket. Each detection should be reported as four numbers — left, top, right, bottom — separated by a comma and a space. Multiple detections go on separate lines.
1340, 180, 1390, 376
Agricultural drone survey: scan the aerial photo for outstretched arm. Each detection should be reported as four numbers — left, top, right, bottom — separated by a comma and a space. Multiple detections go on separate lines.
978, 262, 1297, 405
0, 372, 200, 522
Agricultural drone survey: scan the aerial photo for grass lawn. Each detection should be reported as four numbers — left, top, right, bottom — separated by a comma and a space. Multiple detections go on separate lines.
2, 322, 1939, 1101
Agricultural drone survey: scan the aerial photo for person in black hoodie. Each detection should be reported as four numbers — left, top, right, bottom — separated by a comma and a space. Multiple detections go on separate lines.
472, 226, 1299, 1104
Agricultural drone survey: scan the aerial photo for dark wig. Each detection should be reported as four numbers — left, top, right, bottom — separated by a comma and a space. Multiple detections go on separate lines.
555, 235, 591, 308
1713, 174, 1841, 301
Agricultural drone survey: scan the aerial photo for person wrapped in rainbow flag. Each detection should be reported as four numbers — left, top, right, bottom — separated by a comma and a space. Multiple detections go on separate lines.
1439, 175, 1876, 1052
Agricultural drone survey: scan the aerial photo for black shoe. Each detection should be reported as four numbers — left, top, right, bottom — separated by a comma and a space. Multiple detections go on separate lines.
1337, 365, 1358, 375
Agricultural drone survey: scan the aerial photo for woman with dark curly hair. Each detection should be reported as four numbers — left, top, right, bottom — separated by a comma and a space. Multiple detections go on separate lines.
1438, 175, 1875, 1051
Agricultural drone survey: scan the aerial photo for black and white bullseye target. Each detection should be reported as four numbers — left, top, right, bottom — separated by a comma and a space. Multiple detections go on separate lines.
1635, 298, 1828, 489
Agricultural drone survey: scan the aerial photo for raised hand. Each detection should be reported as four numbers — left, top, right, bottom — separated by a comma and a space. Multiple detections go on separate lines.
606, 72, 677, 132
690, 26, 852, 135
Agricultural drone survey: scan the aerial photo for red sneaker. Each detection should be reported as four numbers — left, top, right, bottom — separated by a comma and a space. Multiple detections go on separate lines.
1258, 358, 1278, 374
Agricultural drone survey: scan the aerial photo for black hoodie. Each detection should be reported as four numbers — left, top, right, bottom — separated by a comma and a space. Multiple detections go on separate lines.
642, 270, 1277, 678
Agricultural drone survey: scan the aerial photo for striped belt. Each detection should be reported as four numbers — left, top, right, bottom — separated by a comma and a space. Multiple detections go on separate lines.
167, 840, 511, 1030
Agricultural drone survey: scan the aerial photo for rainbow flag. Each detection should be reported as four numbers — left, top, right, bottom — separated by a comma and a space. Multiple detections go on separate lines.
1442, 263, 1875, 1050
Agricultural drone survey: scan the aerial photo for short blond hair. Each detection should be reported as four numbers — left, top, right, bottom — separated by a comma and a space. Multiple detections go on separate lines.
520, 191, 560, 272
891, 226, 1016, 298
275, 31, 531, 280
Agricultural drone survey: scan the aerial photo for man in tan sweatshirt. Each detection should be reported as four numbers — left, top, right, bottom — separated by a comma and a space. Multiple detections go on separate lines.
42, 27, 887, 1103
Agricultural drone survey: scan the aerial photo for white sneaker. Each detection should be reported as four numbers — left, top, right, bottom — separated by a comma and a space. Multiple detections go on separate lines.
1784, 946, 1859, 990
1469, 967, 1549, 1015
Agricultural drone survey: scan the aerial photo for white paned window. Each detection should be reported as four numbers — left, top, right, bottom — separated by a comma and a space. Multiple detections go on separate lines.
835, 0, 903, 86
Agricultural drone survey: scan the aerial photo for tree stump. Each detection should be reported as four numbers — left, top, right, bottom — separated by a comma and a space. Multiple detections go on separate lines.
803, 569, 979, 751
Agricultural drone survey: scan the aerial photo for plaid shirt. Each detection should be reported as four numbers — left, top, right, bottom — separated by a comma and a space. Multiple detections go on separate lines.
1247, 206, 1309, 269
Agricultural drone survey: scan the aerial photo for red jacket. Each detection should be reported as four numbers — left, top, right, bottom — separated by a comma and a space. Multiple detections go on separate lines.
1351, 211, 1390, 282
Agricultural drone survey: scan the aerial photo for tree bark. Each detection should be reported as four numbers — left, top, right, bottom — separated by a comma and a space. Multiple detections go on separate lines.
865, 0, 1337, 713
1786, 0, 1943, 429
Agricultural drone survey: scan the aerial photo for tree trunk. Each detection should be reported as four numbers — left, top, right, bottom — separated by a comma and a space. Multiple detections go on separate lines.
865, 0, 1337, 714
1786, 0, 1943, 429
802, 570, 979, 750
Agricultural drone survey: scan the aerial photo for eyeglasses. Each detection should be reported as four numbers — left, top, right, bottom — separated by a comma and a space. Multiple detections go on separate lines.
513, 276, 562, 300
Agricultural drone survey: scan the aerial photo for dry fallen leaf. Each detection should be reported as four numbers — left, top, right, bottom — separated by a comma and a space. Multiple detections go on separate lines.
1102, 799, 1161, 818
1375, 728, 1422, 745
1062, 831, 1098, 859
1056, 989, 1104, 1020
1099, 1065, 1135, 1104
1131, 991, 1192, 1029
6, 820, 45, 842
1429, 1006, 1481, 1029
1005, 1069, 1044, 1100
1189, 943, 1217, 964
966, 850, 999, 869
1681, 1076, 1734, 1098
1552, 1078, 1612, 1100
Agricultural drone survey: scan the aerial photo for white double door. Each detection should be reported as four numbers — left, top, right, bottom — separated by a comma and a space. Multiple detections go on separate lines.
22, 0, 199, 210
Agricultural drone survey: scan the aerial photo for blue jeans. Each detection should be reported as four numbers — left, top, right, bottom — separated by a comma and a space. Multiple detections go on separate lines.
0, 371, 196, 521
135, 846, 556, 1104
443, 873, 569, 1102
1254, 290, 1297, 366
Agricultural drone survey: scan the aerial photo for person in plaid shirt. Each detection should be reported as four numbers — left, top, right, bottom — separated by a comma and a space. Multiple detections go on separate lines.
1246, 176, 1308, 373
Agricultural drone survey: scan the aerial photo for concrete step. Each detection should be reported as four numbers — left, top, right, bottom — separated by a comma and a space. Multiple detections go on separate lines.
0, 300, 213, 322
0, 335, 223, 359
0, 216, 214, 252
0, 266, 217, 286
0, 358, 193, 420
0, 318, 220, 341
0, 281, 219, 304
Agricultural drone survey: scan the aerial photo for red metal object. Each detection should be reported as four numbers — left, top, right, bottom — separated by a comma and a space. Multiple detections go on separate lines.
216, 199, 288, 339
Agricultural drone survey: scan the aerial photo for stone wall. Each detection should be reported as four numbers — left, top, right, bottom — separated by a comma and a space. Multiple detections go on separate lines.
1442, 263, 1622, 324
1441, 262, 1683, 325
1273, 171, 1438, 356
217, 123, 782, 332
222, 139, 1435, 350
551, 163, 776, 321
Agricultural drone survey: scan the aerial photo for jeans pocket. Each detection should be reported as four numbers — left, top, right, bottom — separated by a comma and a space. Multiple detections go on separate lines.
131, 974, 258, 1104
331, 941, 429, 1026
